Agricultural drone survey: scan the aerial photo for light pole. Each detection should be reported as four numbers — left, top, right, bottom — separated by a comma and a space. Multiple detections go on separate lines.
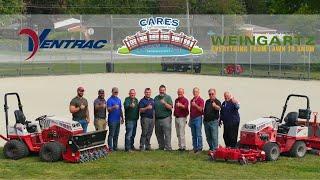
186, 0, 190, 34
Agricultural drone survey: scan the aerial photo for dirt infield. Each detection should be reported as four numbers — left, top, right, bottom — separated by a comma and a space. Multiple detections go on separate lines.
1, 73, 320, 149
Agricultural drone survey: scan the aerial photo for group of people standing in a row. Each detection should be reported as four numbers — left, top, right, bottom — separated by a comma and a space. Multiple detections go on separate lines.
69, 85, 240, 153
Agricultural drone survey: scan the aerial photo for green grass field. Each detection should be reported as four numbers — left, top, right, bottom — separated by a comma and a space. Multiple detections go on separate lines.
0, 149, 320, 179
0, 62, 319, 80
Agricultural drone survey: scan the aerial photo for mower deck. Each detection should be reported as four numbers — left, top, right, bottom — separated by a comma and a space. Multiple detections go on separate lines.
209, 146, 266, 165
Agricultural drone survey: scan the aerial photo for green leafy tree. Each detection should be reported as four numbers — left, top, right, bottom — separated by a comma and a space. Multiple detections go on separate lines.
65, 0, 158, 14
269, 0, 320, 14
243, 0, 269, 14
0, 0, 24, 14
191, 0, 246, 14
0, 0, 24, 27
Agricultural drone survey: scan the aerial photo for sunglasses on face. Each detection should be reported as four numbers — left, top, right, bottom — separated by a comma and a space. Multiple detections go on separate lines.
79, 90, 84, 92
209, 93, 215, 95
113, 91, 118, 94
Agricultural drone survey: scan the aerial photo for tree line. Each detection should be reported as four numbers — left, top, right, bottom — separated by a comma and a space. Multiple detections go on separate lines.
1, 0, 319, 14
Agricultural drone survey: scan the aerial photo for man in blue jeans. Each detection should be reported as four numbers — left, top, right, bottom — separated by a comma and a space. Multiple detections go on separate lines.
69, 87, 90, 133
189, 87, 204, 154
107, 87, 124, 151
123, 89, 139, 152
203, 88, 221, 151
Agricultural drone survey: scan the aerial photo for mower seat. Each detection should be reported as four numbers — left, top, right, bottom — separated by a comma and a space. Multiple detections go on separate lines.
278, 112, 299, 134
14, 110, 26, 124
14, 110, 38, 133
284, 112, 299, 126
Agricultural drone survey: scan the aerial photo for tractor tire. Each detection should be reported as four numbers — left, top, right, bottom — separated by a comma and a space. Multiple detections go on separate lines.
290, 141, 306, 158
39, 142, 62, 162
3, 140, 29, 160
52, 141, 66, 160
263, 142, 280, 161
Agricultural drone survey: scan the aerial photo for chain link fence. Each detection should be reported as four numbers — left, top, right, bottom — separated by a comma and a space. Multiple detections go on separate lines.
0, 15, 319, 79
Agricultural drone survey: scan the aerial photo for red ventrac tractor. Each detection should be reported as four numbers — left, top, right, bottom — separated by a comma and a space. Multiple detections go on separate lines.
0, 93, 108, 163
209, 94, 320, 164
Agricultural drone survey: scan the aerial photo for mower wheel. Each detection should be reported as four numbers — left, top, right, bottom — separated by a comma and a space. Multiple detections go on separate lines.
53, 142, 66, 160
290, 141, 306, 158
3, 140, 29, 160
39, 142, 62, 162
263, 142, 280, 161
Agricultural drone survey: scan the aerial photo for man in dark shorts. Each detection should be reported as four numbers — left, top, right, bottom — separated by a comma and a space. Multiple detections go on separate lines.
69, 87, 90, 133
203, 88, 221, 151
94, 89, 107, 131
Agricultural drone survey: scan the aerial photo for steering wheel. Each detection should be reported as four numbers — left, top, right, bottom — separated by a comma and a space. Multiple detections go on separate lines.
35, 115, 47, 121
269, 116, 281, 123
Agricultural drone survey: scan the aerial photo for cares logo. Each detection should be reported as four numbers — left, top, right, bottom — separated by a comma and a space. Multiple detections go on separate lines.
19, 28, 108, 60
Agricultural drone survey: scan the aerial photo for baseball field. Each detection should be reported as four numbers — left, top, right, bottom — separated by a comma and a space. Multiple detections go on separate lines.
1, 73, 320, 178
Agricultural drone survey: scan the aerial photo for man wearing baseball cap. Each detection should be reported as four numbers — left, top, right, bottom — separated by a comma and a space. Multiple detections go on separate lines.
107, 87, 124, 151
69, 87, 90, 133
94, 89, 107, 130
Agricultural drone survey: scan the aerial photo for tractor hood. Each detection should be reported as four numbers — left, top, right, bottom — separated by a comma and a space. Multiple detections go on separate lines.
40, 116, 83, 132
241, 117, 278, 133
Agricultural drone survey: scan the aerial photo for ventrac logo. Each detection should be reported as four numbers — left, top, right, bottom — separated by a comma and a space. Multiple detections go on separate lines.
297, 128, 303, 133
19, 28, 107, 60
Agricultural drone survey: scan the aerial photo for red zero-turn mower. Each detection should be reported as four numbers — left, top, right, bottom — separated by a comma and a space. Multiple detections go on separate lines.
209, 94, 320, 165
0, 93, 108, 163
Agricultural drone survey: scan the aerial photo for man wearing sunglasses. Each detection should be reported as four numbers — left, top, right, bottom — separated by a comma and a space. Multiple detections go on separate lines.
69, 87, 90, 133
107, 87, 124, 151
203, 88, 221, 151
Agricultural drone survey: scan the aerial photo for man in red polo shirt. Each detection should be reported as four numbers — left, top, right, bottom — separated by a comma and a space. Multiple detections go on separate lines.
189, 87, 204, 153
174, 88, 189, 151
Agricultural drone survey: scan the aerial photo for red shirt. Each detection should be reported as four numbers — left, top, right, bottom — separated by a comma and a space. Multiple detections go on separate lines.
174, 96, 189, 118
190, 96, 204, 119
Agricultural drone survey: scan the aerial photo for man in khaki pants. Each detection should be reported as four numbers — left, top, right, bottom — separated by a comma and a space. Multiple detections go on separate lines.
94, 89, 107, 130
174, 88, 189, 151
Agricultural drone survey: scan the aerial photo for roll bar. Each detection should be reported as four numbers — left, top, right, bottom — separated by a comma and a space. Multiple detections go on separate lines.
4, 93, 23, 138
279, 94, 310, 123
